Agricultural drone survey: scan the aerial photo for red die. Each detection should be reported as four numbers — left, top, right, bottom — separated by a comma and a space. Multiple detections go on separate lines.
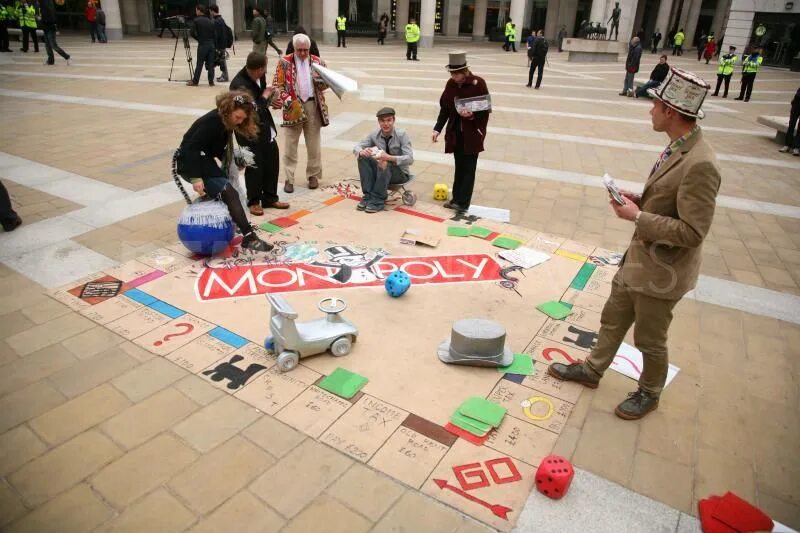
535, 455, 574, 500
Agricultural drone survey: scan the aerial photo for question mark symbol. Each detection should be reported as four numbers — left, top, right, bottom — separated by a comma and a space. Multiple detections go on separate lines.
154, 322, 194, 346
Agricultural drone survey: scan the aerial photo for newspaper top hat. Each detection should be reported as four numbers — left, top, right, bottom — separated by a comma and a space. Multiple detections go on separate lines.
437, 318, 514, 367
647, 67, 710, 119
325, 245, 365, 260
445, 51, 469, 72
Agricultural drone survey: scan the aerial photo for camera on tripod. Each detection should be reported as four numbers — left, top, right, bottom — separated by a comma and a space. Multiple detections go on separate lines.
167, 15, 194, 82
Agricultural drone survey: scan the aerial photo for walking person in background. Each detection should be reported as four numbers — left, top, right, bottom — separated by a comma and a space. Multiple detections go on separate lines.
187, 4, 216, 86
712, 45, 737, 97
96, 3, 107, 43
503, 18, 513, 51
526, 30, 548, 89
620, 36, 642, 97
251, 7, 266, 54
651, 29, 661, 53
40, 0, 69, 65
635, 54, 669, 97
557, 25, 567, 52
264, 10, 282, 55
696, 31, 706, 61
19, 0, 38, 52
85, 0, 99, 43
336, 12, 346, 47
405, 17, 420, 60
526, 29, 536, 67
735, 48, 763, 102
703, 35, 716, 64
377, 12, 388, 45
432, 51, 491, 213
210, 4, 229, 83
778, 88, 800, 156
157, 3, 175, 38
672, 28, 684, 55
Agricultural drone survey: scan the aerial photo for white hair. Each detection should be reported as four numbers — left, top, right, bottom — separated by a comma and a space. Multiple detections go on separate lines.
292, 33, 311, 49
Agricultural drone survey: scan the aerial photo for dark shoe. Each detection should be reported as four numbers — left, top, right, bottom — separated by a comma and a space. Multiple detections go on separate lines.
248, 204, 264, 216
216, 76, 229, 82
307, 176, 319, 189
744, 99, 749, 102
356, 201, 367, 211
264, 201, 290, 209
186, 81, 198, 86
618, 91, 627, 96
614, 389, 659, 420
209, 81, 215, 87
547, 363, 600, 389
2, 215, 22, 232
711, 92, 718, 96
241, 232, 273, 252
365, 205, 383, 213
525, 84, 532, 87
284, 182, 294, 193
734, 97, 743, 100
442, 200, 465, 211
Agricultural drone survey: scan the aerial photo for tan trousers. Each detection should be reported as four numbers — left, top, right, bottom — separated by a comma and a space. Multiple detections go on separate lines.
582, 278, 679, 394
282, 100, 322, 185
252, 41, 267, 55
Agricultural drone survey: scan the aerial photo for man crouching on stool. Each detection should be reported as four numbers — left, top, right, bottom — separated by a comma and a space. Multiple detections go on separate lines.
352, 107, 414, 213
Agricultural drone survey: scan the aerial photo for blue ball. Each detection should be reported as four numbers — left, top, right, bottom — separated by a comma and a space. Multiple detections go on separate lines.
385, 270, 411, 297
177, 221, 235, 256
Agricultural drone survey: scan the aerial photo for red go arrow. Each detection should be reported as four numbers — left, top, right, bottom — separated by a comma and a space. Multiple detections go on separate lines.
433, 479, 512, 520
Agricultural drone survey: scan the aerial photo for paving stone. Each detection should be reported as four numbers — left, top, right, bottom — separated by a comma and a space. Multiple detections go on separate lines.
630, 450, 693, 513
0, 482, 27, 528
20, 299, 72, 325
62, 326, 126, 360
116, 340, 155, 362
91, 433, 199, 508
694, 445, 756, 504
187, 490, 285, 533
6, 313, 95, 357
173, 395, 261, 453
0, 312, 35, 340
283, 493, 371, 533
327, 463, 405, 521
0, 380, 66, 434
29, 384, 131, 446
4, 483, 114, 533
173, 374, 225, 406
572, 410, 639, 486
0, 343, 76, 397
242, 415, 306, 459
638, 410, 696, 466
96, 489, 196, 533
0, 425, 48, 477
551, 425, 582, 460
48, 347, 138, 398
676, 512, 702, 533
0, 340, 18, 366
169, 436, 275, 514
249, 438, 353, 518
9, 430, 122, 507
757, 491, 800, 531
372, 490, 465, 533
111, 357, 188, 402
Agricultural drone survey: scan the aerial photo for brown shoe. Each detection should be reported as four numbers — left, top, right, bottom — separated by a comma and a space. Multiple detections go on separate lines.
249, 205, 264, 216
264, 201, 290, 209
547, 363, 600, 389
307, 176, 319, 189
614, 389, 659, 420
284, 182, 294, 193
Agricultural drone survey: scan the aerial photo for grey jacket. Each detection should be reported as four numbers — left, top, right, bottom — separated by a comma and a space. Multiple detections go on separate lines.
252, 15, 266, 43
353, 127, 414, 175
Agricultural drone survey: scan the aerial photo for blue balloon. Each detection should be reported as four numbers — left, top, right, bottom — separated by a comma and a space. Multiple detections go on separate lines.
176, 201, 235, 256
385, 270, 411, 297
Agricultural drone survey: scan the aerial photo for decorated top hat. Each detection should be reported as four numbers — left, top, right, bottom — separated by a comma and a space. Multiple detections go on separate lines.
437, 318, 514, 367
324, 245, 365, 260
446, 50, 469, 72
647, 67, 710, 119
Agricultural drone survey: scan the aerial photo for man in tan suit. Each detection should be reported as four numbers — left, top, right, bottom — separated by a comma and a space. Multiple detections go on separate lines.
549, 68, 721, 420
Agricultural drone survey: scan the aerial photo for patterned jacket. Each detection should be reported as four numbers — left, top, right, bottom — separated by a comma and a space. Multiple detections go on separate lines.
272, 53, 330, 128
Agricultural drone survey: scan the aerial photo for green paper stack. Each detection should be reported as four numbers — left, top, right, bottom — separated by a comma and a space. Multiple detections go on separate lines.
536, 300, 574, 320
447, 226, 471, 237
318, 368, 368, 399
450, 397, 507, 436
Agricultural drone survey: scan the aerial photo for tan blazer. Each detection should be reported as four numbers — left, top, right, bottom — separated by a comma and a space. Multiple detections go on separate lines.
617, 129, 721, 300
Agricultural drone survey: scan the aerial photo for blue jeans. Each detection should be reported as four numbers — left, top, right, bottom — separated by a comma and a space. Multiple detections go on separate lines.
635, 79, 660, 98
44, 27, 69, 63
622, 71, 635, 93
357, 157, 406, 209
97, 24, 107, 42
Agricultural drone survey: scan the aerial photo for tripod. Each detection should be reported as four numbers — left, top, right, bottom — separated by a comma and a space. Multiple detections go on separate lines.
168, 17, 194, 82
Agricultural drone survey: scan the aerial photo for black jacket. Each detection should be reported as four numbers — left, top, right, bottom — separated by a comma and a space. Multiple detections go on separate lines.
229, 67, 277, 143
213, 14, 227, 50
532, 37, 548, 59
626, 43, 642, 73
286, 37, 320, 57
792, 88, 800, 112
650, 63, 669, 83
180, 110, 229, 168
191, 15, 216, 45
39, 0, 57, 27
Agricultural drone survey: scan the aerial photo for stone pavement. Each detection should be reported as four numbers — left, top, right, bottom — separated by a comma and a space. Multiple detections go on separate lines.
0, 35, 799, 531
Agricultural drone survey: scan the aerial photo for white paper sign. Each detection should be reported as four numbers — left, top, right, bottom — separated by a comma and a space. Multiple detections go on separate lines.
467, 205, 511, 222
609, 342, 680, 389
497, 247, 550, 269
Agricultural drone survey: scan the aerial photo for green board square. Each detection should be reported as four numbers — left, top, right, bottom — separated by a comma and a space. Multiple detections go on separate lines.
470, 226, 493, 238
259, 222, 283, 234
570, 262, 597, 290
492, 236, 522, 250
498, 353, 535, 376
318, 368, 368, 399
537, 300, 574, 320
447, 226, 471, 237
458, 397, 507, 427
451, 411, 492, 436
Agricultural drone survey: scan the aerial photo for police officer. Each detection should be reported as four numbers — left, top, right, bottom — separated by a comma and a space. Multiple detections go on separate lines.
0, 2, 12, 53
712, 45, 737, 98
19, 0, 38, 53
735, 48, 763, 102
336, 12, 346, 48
503, 18, 513, 51
405, 17, 419, 61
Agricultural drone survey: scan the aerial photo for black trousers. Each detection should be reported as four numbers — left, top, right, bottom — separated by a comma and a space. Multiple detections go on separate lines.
21, 27, 38, 51
159, 18, 176, 37
0, 21, 9, 51
672, 44, 682, 55
713, 73, 731, 97
193, 43, 215, 84
785, 107, 800, 149
738, 72, 756, 101
528, 58, 545, 88
452, 149, 478, 209
266, 34, 281, 54
697, 45, 703, 60
244, 139, 280, 206
406, 41, 417, 59
0, 180, 19, 225
337, 29, 346, 47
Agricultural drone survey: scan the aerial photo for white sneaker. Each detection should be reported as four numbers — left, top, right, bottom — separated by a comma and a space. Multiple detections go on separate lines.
793, 148, 800, 156
779, 146, 790, 153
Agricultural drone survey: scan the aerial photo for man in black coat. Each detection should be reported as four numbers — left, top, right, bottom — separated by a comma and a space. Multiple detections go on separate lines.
526, 30, 548, 89
39, 0, 70, 65
620, 37, 642, 96
209, 4, 229, 82
188, 4, 216, 86
229, 52, 290, 213
635, 54, 669, 97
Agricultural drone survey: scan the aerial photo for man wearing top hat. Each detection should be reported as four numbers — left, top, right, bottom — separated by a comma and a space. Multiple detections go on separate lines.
353, 107, 415, 213
549, 68, 721, 420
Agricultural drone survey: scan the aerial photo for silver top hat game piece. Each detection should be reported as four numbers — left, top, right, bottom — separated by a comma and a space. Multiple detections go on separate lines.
438, 319, 514, 367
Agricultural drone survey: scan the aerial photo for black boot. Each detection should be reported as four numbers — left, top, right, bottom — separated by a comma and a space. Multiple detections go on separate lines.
615, 388, 659, 420
548, 363, 600, 388
241, 231, 272, 252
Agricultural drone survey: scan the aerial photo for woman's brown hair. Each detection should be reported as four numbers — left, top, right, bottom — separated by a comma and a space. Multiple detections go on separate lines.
216, 90, 260, 141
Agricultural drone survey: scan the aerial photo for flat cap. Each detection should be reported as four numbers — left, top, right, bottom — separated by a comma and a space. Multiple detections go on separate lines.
376, 106, 396, 117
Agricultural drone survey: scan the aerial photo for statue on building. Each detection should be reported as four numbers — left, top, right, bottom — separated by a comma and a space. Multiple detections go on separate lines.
607, 2, 621, 40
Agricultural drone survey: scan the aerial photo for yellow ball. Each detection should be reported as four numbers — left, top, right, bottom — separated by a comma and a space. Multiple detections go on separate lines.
433, 183, 448, 201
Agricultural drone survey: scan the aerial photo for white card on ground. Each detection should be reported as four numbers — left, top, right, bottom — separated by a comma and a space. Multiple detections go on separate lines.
609, 342, 680, 389
467, 204, 511, 222
497, 247, 551, 269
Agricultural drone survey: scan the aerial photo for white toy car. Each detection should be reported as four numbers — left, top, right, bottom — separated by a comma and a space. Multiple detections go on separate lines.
265, 294, 359, 372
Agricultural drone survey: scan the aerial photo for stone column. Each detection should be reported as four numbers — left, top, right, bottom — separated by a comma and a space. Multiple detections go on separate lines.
709, 0, 730, 38
300, 0, 312, 29
103, 0, 123, 40
120, 0, 137, 34
322, 0, 337, 44
653, 0, 674, 38
136, 1, 152, 32
377, 0, 391, 21
617, 0, 637, 42
420, 0, 436, 46
544, 0, 560, 38
633, 0, 646, 35
396, 0, 410, 37
560, 0, 578, 35
311, 0, 323, 40
683, 0, 703, 47
678, 0, 692, 29
472, 0, 488, 39
589, 0, 606, 24
445, 0, 462, 36
217, 0, 234, 33
509, 0, 526, 42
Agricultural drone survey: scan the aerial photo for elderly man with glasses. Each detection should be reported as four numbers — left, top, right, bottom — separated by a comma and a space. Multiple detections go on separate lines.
272, 33, 330, 193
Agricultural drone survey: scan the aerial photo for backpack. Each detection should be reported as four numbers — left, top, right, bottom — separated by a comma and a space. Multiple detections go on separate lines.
539, 39, 549, 56
224, 23, 234, 48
